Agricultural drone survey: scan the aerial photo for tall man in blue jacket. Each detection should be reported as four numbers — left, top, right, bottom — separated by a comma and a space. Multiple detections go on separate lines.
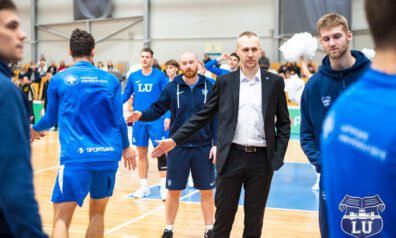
31, 29, 137, 238
128, 52, 217, 238
123, 48, 169, 200
300, 13, 370, 237
0, 1, 48, 237
321, 1, 396, 237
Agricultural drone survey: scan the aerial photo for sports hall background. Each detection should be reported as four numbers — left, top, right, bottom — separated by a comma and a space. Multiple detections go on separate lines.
15, 0, 372, 68
11, 0, 375, 237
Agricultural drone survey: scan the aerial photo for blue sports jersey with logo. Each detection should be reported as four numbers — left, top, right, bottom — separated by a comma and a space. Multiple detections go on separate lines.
33, 61, 129, 165
321, 68, 396, 238
123, 68, 169, 125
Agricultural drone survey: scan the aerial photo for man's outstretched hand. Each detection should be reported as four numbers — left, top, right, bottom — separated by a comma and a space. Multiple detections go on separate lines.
30, 128, 46, 143
151, 139, 177, 157
126, 111, 142, 124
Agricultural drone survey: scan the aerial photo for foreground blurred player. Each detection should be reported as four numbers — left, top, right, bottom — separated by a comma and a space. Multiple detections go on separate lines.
300, 13, 370, 237
31, 29, 137, 238
322, 0, 396, 237
0, 0, 48, 237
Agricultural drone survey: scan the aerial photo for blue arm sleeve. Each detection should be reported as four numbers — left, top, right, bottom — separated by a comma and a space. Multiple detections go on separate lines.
114, 80, 130, 149
33, 78, 59, 131
300, 86, 322, 172
140, 85, 171, 122
205, 59, 227, 76
0, 83, 48, 238
122, 74, 134, 104
164, 110, 171, 119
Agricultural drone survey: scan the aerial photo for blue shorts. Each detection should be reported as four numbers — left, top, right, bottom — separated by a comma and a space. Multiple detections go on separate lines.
132, 122, 166, 147
166, 145, 215, 190
52, 164, 117, 207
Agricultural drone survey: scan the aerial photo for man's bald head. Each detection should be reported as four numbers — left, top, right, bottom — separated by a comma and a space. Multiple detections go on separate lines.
180, 51, 198, 61
180, 51, 199, 79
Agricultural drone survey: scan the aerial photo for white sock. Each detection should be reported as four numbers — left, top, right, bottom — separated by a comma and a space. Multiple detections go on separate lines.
161, 178, 166, 189
140, 179, 149, 188
206, 225, 213, 231
165, 225, 173, 231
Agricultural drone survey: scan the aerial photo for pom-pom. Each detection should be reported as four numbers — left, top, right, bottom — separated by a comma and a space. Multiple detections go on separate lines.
280, 32, 318, 62
361, 48, 376, 60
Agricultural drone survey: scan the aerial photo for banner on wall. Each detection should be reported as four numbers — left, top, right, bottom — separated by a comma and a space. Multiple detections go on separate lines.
74, 0, 112, 20
288, 106, 301, 136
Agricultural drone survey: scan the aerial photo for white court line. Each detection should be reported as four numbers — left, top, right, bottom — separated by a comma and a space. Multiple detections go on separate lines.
266, 207, 318, 213
105, 190, 200, 235
34, 165, 59, 174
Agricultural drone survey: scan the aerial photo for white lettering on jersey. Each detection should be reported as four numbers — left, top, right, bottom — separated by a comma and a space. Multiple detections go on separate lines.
77, 147, 115, 153
137, 83, 153, 92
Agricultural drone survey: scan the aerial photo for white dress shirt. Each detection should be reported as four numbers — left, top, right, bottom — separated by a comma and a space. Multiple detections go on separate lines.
232, 69, 266, 147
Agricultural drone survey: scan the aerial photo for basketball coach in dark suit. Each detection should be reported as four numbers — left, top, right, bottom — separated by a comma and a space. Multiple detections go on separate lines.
147, 31, 290, 238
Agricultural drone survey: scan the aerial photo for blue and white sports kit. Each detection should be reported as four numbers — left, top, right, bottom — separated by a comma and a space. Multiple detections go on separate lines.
123, 68, 169, 147
140, 74, 218, 190
321, 68, 396, 238
33, 61, 129, 206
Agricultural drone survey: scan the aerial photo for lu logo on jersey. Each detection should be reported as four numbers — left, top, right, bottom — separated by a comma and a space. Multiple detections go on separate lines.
339, 195, 385, 238
137, 83, 153, 92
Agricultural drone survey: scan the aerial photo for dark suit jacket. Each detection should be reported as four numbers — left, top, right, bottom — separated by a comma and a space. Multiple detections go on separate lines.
172, 69, 290, 174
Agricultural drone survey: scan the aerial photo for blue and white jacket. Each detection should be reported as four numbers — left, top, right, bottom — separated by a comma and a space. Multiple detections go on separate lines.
300, 50, 370, 172
321, 68, 396, 237
33, 61, 129, 165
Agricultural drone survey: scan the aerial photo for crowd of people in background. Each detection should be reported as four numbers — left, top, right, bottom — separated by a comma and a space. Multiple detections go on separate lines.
11, 47, 312, 121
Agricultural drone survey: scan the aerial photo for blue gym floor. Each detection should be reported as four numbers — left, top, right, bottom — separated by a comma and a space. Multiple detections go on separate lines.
127, 162, 319, 211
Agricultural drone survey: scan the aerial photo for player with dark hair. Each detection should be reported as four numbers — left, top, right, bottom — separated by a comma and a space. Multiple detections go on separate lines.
31, 28, 137, 238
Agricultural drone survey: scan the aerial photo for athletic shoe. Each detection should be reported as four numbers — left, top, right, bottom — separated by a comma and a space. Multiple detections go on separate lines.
161, 229, 173, 238
132, 187, 151, 198
187, 175, 194, 188
204, 229, 214, 238
160, 187, 168, 201
311, 173, 320, 191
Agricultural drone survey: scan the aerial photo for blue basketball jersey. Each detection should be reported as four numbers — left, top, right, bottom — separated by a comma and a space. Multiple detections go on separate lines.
122, 68, 168, 125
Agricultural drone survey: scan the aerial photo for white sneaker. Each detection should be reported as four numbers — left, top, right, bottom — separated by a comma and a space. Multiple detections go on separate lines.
160, 187, 168, 201
132, 187, 151, 198
187, 176, 194, 188
311, 182, 319, 191
311, 178, 320, 191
